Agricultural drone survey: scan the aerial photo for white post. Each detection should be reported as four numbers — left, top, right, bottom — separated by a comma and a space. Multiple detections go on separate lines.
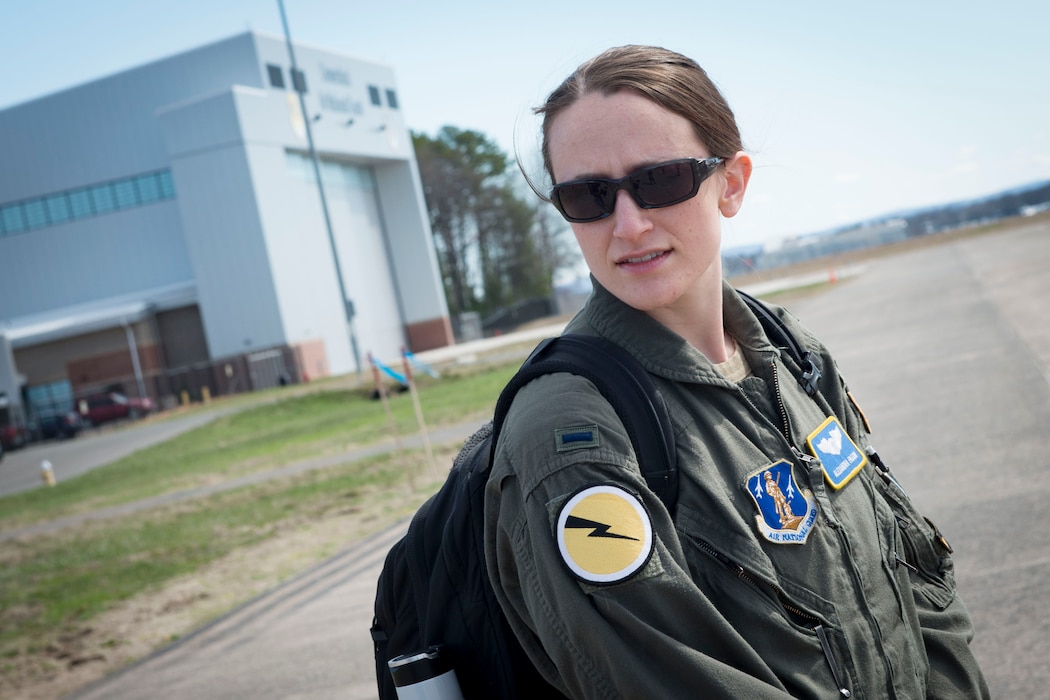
123, 318, 148, 401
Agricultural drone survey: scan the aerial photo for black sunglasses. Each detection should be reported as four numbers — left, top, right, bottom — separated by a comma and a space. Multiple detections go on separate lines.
550, 157, 724, 223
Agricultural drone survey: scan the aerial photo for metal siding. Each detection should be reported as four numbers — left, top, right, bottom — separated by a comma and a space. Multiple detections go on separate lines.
243, 140, 355, 375
0, 34, 262, 200
374, 161, 449, 323
0, 203, 191, 320
163, 96, 285, 359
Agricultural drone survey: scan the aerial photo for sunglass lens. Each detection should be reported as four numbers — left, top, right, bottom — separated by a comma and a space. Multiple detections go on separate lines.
633, 161, 696, 207
557, 181, 611, 222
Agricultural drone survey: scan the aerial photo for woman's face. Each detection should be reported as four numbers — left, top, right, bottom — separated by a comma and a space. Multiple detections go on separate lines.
547, 90, 747, 322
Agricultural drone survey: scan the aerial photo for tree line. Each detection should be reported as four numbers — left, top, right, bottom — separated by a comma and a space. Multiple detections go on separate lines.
412, 126, 575, 320
900, 180, 1050, 236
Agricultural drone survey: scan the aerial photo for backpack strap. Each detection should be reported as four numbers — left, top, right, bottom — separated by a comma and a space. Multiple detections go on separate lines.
490, 334, 678, 514
735, 288, 822, 397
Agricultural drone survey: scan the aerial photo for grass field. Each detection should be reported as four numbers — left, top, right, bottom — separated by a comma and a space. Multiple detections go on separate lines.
0, 361, 520, 696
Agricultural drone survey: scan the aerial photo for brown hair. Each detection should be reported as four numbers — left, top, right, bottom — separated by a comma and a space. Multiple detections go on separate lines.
534, 45, 743, 191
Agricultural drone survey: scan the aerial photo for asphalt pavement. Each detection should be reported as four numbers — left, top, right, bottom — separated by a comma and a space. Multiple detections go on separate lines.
0, 409, 234, 498
69, 220, 1050, 699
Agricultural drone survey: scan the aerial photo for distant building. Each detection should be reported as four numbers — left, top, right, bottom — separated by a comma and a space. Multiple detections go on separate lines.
722, 219, 909, 277
0, 32, 451, 422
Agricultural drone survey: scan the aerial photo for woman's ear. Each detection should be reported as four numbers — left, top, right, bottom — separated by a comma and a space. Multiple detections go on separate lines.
718, 151, 752, 218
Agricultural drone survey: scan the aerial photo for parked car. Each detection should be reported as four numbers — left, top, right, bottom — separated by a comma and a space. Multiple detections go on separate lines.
35, 411, 84, 440
0, 423, 32, 451
78, 392, 154, 426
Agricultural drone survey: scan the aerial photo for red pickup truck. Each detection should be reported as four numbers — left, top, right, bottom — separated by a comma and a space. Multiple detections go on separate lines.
78, 392, 153, 426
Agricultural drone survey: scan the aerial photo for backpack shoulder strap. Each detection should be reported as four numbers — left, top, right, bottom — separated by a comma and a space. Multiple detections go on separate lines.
490, 334, 678, 513
735, 288, 822, 397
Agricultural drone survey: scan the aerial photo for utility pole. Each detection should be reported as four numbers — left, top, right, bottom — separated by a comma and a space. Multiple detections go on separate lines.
277, 0, 362, 375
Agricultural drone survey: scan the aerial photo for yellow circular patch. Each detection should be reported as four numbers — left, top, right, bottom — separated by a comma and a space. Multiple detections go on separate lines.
556, 485, 653, 585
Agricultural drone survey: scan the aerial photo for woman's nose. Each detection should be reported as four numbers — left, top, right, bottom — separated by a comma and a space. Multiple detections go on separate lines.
611, 190, 653, 240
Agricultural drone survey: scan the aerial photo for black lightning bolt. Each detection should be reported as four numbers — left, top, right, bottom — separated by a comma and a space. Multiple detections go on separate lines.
565, 516, 639, 540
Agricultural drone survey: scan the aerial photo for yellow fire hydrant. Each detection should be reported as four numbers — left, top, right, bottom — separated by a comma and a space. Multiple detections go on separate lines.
41, 460, 56, 487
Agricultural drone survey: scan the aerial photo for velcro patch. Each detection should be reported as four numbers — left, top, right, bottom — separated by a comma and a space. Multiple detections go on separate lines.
555, 425, 600, 452
745, 460, 818, 545
556, 485, 654, 585
807, 415, 867, 490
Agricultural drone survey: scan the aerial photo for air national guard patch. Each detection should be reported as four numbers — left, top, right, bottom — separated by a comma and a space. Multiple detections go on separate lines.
556, 485, 654, 585
746, 460, 818, 545
806, 415, 867, 490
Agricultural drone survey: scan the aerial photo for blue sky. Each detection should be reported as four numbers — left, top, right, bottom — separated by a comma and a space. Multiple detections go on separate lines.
2, 1, 1047, 248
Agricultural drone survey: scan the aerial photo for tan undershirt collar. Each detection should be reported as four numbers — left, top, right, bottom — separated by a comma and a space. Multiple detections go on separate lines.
712, 336, 752, 382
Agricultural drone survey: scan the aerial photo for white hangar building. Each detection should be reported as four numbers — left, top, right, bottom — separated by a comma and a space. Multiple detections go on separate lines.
0, 31, 452, 424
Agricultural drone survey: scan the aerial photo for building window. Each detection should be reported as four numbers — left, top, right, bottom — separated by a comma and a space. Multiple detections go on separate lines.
137, 173, 161, 203
291, 68, 307, 94
158, 170, 176, 199
0, 168, 175, 237
45, 193, 71, 224
26, 380, 74, 418
285, 150, 315, 182
23, 199, 48, 228
92, 183, 116, 214
68, 189, 94, 218
286, 150, 375, 191
385, 89, 399, 110
114, 178, 139, 209
1, 203, 24, 234
267, 64, 285, 89
368, 85, 381, 106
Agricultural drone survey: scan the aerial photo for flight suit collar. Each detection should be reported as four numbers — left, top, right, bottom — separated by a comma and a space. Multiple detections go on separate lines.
567, 277, 780, 385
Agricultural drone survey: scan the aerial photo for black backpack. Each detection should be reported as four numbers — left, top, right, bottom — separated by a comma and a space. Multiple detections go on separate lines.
370, 294, 819, 699
370, 333, 677, 699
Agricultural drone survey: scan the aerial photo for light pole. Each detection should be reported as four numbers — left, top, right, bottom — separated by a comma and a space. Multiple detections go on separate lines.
277, 0, 362, 375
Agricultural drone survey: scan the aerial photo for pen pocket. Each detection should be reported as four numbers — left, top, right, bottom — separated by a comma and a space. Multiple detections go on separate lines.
874, 478, 957, 610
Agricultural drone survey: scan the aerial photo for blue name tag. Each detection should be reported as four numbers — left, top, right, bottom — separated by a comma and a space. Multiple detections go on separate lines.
806, 416, 867, 490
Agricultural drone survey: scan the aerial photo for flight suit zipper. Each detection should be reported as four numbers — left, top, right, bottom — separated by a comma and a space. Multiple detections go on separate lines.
727, 360, 853, 696
736, 359, 817, 468
769, 360, 825, 469
692, 537, 819, 626
769, 359, 793, 446
816, 625, 853, 698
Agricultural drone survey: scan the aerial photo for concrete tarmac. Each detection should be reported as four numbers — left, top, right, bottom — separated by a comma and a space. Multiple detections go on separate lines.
72, 221, 1049, 699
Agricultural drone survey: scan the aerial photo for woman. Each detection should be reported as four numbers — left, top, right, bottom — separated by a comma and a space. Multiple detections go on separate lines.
484, 45, 988, 699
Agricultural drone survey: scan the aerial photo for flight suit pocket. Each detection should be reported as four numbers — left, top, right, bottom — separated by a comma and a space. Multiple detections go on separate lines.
872, 475, 957, 610
677, 505, 858, 698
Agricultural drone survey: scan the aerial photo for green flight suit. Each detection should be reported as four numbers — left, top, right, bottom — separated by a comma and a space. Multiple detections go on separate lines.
485, 280, 989, 699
